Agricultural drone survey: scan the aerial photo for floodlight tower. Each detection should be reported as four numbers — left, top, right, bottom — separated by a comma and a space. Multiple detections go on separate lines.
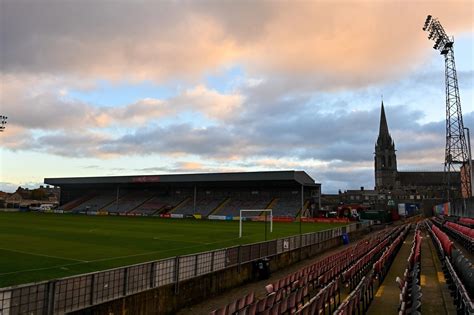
423, 15, 471, 200
0, 115, 7, 132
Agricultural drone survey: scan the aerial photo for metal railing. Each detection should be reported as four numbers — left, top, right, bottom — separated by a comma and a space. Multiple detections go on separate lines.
0, 221, 372, 315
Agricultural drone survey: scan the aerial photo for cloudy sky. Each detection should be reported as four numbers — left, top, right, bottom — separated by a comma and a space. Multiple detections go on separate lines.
0, 1, 473, 193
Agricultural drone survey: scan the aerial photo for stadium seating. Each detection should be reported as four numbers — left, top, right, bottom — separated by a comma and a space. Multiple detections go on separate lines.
334, 225, 409, 315
334, 271, 375, 315
373, 225, 410, 283
217, 195, 272, 217
211, 225, 408, 315
70, 193, 116, 212
60, 189, 315, 218
271, 197, 303, 217
426, 220, 474, 314
131, 195, 187, 215
459, 217, 474, 227
60, 194, 95, 211
443, 221, 474, 253
104, 192, 153, 213
431, 224, 453, 256
173, 196, 226, 216
209, 292, 255, 315
395, 224, 422, 315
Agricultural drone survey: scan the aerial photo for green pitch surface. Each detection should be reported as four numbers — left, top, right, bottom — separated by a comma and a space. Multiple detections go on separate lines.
0, 212, 345, 287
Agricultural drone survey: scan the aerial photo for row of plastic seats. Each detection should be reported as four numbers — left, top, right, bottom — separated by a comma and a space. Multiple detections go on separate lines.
445, 222, 474, 238
264, 230, 392, 298
209, 292, 255, 315
212, 226, 403, 315
264, 274, 310, 311
332, 226, 409, 314
373, 225, 410, 282
344, 237, 389, 289
444, 222, 474, 253
397, 225, 422, 315
259, 229, 399, 314
431, 225, 453, 257
337, 226, 406, 290
260, 283, 310, 315
294, 280, 339, 314
334, 271, 375, 315
444, 256, 474, 314
459, 217, 474, 227
451, 249, 474, 295
427, 221, 474, 315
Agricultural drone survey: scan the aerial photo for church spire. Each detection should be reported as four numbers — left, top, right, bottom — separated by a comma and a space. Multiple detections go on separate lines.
374, 100, 397, 191
379, 101, 389, 139
376, 101, 394, 149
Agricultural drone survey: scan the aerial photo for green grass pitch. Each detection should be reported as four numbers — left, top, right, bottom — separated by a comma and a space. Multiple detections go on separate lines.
0, 212, 346, 287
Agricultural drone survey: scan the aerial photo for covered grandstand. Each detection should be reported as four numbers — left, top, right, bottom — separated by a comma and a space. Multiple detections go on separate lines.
45, 171, 321, 217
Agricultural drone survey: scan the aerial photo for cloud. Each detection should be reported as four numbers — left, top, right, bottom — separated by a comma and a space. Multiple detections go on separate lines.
1, 1, 473, 193
2, 1, 472, 87
1, 76, 243, 131
4, 100, 463, 169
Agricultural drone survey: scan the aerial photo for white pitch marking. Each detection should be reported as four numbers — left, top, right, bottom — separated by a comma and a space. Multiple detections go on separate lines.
0, 247, 88, 263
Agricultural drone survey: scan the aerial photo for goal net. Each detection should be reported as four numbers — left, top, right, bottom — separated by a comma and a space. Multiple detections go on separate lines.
239, 209, 273, 238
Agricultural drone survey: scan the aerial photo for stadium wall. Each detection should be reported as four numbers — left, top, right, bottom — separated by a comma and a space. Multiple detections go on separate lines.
68, 224, 371, 315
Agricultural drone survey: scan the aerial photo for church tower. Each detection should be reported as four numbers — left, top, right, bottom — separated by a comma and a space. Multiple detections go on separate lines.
375, 102, 397, 191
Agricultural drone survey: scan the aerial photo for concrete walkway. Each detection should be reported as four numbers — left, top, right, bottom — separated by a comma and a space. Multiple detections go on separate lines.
366, 231, 414, 315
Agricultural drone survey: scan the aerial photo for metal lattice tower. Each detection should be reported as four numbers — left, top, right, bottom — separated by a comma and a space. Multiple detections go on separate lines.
423, 15, 471, 199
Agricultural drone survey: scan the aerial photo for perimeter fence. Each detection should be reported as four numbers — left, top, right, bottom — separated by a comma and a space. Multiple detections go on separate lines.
0, 221, 372, 315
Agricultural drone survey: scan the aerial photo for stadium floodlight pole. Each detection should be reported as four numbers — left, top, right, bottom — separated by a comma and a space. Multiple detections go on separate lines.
423, 15, 471, 202
0, 115, 7, 132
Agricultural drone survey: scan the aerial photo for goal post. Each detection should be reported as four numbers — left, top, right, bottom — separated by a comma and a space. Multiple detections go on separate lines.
239, 209, 273, 238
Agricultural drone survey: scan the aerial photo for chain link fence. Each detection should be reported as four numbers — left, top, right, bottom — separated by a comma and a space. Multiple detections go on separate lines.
0, 221, 371, 315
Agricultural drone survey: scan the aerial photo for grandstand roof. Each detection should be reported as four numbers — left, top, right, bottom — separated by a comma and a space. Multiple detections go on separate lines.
45, 170, 317, 187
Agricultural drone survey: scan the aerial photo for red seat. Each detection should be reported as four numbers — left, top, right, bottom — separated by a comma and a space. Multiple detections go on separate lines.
246, 292, 255, 305
227, 300, 237, 314
247, 303, 257, 315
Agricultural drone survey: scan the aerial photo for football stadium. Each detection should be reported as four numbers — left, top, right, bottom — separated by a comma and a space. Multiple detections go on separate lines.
2, 168, 473, 315
1, 170, 333, 287
2, 2, 474, 315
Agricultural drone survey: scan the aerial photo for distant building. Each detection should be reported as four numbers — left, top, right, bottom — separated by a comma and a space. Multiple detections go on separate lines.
5, 186, 59, 208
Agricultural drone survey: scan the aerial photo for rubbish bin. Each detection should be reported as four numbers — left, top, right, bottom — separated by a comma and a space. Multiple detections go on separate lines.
253, 258, 271, 280
342, 233, 350, 245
